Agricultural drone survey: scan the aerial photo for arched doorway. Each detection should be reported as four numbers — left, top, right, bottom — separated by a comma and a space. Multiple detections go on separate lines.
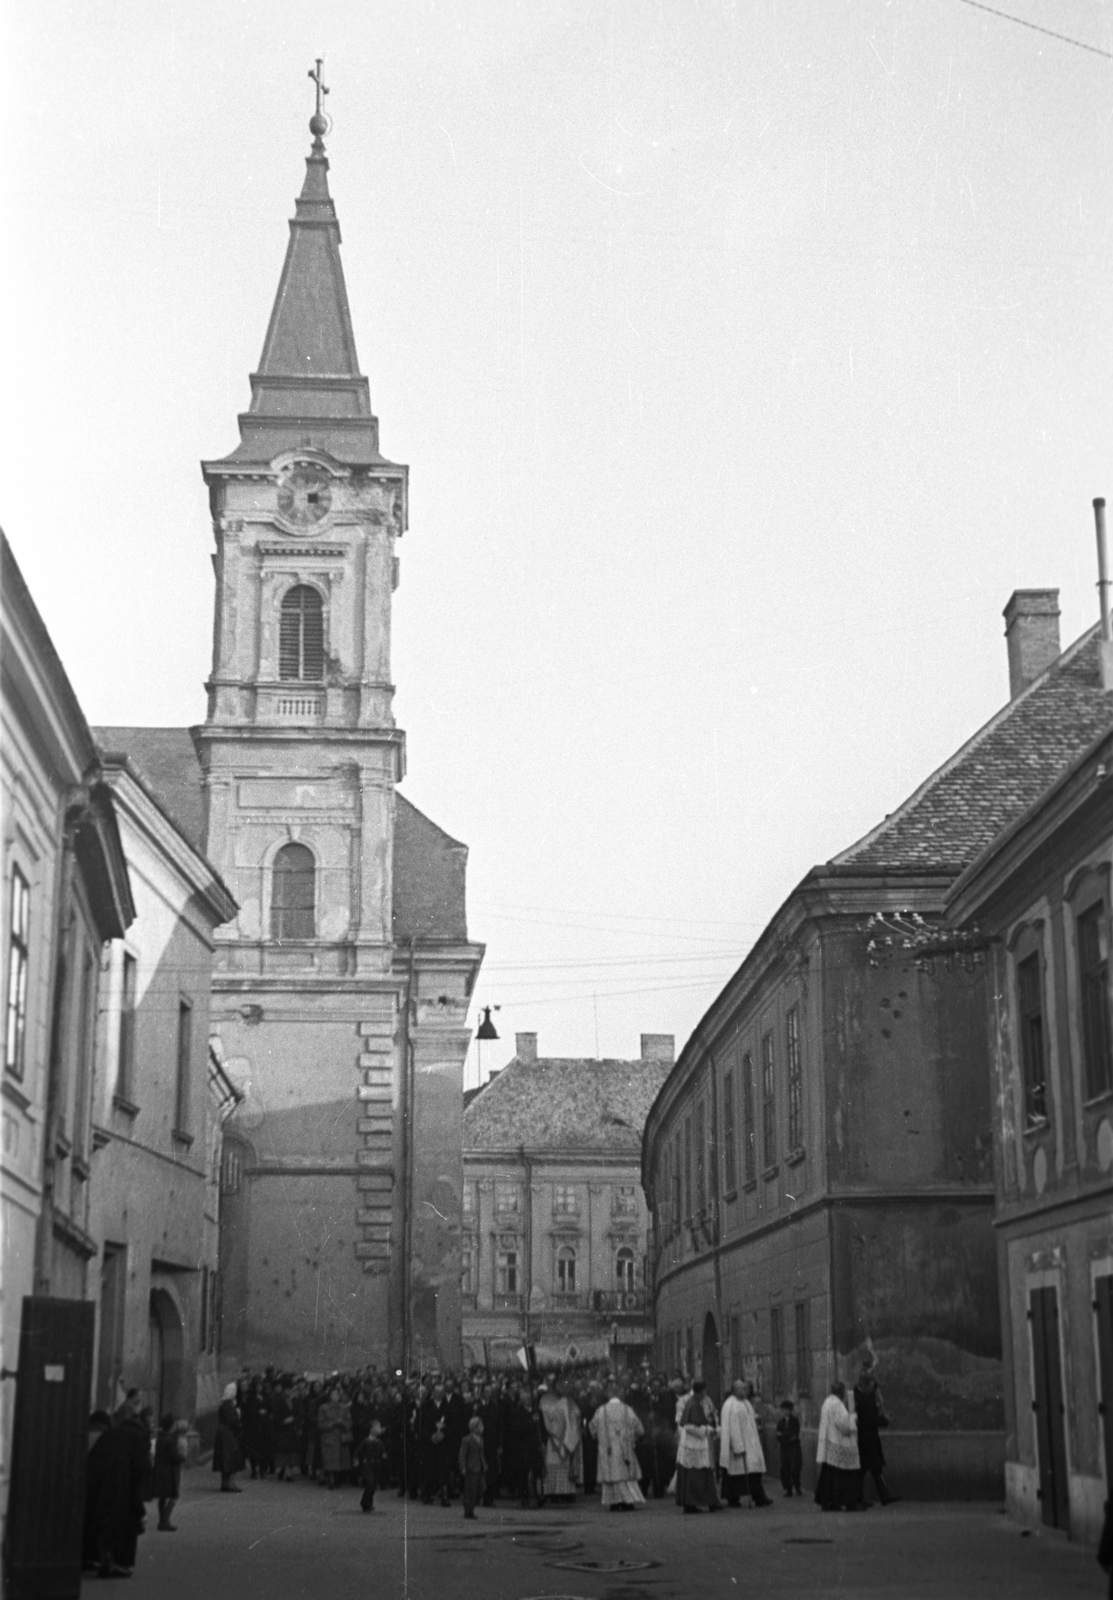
148, 1289, 185, 1419
702, 1311, 721, 1407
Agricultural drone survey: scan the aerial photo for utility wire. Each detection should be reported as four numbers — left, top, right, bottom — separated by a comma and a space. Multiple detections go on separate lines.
956, 0, 1113, 59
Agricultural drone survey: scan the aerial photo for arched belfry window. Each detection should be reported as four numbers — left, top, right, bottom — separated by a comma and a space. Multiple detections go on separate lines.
271, 843, 316, 941
279, 586, 324, 682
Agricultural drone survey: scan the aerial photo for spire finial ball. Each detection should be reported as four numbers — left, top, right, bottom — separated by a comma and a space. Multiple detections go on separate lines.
310, 113, 328, 137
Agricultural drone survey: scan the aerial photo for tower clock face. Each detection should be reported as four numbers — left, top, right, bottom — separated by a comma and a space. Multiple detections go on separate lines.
277, 466, 332, 528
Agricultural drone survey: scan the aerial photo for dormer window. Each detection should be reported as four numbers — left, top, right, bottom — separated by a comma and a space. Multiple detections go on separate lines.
279, 586, 324, 681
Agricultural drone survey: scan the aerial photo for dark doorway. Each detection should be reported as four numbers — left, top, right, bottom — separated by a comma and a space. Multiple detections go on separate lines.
96, 1244, 126, 1410
701, 1311, 721, 1407
1029, 1285, 1069, 1530
147, 1288, 184, 1419
1094, 1274, 1113, 1493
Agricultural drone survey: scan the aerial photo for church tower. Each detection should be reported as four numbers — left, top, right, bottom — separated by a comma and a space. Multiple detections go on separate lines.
197, 73, 483, 1373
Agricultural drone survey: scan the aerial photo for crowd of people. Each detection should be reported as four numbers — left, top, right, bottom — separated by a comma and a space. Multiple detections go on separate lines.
209, 1353, 898, 1518
79, 1354, 899, 1576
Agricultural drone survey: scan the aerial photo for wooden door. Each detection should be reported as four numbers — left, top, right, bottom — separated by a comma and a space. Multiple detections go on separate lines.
1095, 1274, 1113, 1494
1029, 1285, 1070, 1530
3, 1296, 95, 1600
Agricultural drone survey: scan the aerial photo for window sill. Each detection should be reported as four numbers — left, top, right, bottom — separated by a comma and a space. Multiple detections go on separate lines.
722, 1188, 739, 1203
742, 1180, 757, 1194
785, 1147, 806, 1168
91, 1124, 112, 1152
72, 1155, 90, 1183
1083, 1087, 1113, 1110
172, 1129, 195, 1149
1022, 1119, 1050, 1140
762, 1163, 779, 1180
112, 1093, 140, 1118
1, 1076, 32, 1113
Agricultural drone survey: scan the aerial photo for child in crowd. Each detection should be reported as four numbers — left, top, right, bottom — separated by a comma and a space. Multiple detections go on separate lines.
776, 1399, 803, 1497
357, 1420, 386, 1513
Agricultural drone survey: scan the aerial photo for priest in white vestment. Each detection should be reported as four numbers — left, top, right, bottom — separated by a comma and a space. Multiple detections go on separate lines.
589, 1383, 645, 1510
719, 1380, 773, 1507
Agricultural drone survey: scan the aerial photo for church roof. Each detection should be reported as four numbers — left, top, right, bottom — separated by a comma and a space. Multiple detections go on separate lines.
93, 726, 206, 854
211, 122, 392, 468
463, 1055, 671, 1156
392, 794, 470, 943
832, 626, 1113, 874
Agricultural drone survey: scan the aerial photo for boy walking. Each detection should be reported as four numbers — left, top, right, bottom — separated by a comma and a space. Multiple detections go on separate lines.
357, 1420, 386, 1513
776, 1400, 803, 1497
459, 1417, 487, 1519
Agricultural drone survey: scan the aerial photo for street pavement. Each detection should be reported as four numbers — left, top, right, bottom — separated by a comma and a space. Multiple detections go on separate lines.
118, 1469, 1106, 1600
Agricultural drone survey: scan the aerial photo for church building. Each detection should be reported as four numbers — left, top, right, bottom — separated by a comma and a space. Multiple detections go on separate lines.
105, 91, 483, 1376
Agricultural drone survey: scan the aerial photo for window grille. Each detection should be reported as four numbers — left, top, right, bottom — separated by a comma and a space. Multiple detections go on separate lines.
271, 843, 316, 941
175, 999, 192, 1133
786, 1006, 802, 1151
794, 1300, 811, 1396
770, 1305, 785, 1397
552, 1183, 579, 1215
278, 585, 325, 681
1017, 952, 1047, 1125
683, 1116, 693, 1220
221, 1144, 242, 1195
742, 1053, 756, 1184
761, 1031, 776, 1168
4, 866, 29, 1080
722, 1069, 737, 1191
461, 1236, 476, 1296
116, 952, 137, 1101
1079, 903, 1112, 1100
695, 1100, 707, 1212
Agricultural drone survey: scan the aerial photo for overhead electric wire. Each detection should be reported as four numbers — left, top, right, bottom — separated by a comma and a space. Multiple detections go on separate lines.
956, 0, 1113, 58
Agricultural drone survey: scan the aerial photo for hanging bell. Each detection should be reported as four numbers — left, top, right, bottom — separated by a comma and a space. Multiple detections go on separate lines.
476, 1005, 500, 1041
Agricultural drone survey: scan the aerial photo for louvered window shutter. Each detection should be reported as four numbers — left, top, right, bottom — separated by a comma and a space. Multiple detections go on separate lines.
279, 586, 325, 681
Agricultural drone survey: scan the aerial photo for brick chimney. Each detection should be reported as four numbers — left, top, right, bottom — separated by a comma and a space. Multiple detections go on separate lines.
640, 1033, 675, 1064
515, 1032, 538, 1064
1003, 589, 1060, 699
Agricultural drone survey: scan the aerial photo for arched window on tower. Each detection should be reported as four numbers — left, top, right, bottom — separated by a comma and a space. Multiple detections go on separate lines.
278, 585, 325, 681
271, 843, 316, 941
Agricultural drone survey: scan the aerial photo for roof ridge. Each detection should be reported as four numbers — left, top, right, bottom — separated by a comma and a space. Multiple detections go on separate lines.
832, 622, 1101, 867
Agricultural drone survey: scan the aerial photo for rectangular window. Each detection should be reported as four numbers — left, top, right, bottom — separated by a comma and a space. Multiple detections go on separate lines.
722, 1069, 737, 1192
683, 1116, 693, 1220
209, 1268, 220, 1354
200, 1265, 210, 1351
761, 1031, 776, 1168
5, 866, 30, 1080
671, 1135, 681, 1233
742, 1053, 756, 1184
730, 1312, 742, 1383
221, 1144, 242, 1194
794, 1300, 811, 1397
462, 1180, 477, 1218
461, 1236, 476, 1296
613, 1183, 638, 1217
116, 952, 138, 1103
495, 1181, 521, 1214
695, 1101, 706, 1212
175, 999, 193, 1134
552, 1183, 579, 1215
73, 950, 96, 1159
1079, 903, 1112, 1100
770, 1305, 785, 1397
786, 1006, 802, 1151
555, 1249, 576, 1293
1017, 953, 1047, 1126
496, 1249, 519, 1295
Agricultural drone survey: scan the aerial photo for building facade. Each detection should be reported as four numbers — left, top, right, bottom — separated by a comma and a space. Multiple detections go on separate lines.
461, 1033, 669, 1373
1, 534, 134, 1511
193, 111, 482, 1374
86, 744, 237, 1429
642, 594, 1113, 1498
948, 726, 1113, 1547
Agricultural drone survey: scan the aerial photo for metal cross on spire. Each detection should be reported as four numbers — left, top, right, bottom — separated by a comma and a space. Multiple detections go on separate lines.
308, 58, 330, 149
309, 58, 329, 118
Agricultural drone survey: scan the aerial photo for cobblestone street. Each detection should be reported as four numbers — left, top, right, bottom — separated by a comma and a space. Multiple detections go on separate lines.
119, 1470, 1105, 1600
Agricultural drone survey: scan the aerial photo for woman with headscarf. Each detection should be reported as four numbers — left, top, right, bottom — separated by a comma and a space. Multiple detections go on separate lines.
212, 1382, 244, 1493
674, 1380, 721, 1512
539, 1376, 582, 1500
316, 1387, 354, 1489
815, 1380, 861, 1511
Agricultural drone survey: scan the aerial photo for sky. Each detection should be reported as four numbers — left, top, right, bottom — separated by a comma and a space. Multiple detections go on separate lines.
2, 0, 1111, 1086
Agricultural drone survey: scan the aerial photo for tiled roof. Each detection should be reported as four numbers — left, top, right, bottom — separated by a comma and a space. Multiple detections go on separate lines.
93, 726, 205, 853
464, 1056, 671, 1155
833, 629, 1113, 872
393, 794, 469, 942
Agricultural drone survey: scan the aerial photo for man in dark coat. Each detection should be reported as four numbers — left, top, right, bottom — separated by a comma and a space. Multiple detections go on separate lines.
853, 1354, 897, 1506
85, 1403, 150, 1575
419, 1383, 452, 1505
477, 1383, 502, 1505
152, 1413, 183, 1529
